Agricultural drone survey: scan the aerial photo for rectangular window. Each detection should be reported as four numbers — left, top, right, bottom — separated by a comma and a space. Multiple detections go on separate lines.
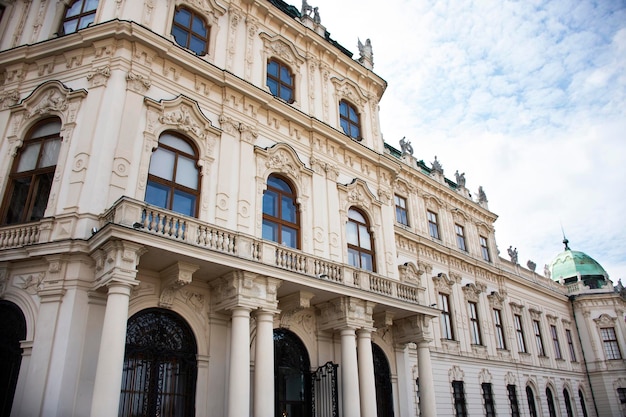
494, 309, 507, 350
566, 329, 577, 361
600, 327, 622, 360
468, 301, 482, 345
618, 388, 626, 415
507, 384, 521, 417
482, 383, 496, 417
394, 195, 409, 226
427, 210, 440, 239
452, 381, 468, 417
480, 235, 491, 261
533, 320, 546, 356
514, 314, 527, 353
455, 224, 467, 251
550, 325, 562, 359
439, 293, 454, 340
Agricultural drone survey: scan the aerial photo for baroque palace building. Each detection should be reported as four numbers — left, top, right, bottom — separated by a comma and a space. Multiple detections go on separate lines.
0, 1, 624, 417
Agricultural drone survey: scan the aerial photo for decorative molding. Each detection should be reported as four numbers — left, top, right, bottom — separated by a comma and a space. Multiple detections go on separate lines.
259, 32, 305, 68
487, 290, 507, 308
126, 71, 152, 93
462, 282, 484, 302
394, 314, 432, 344
448, 365, 464, 382
210, 271, 281, 312
158, 262, 199, 309
86, 65, 111, 88
317, 296, 375, 331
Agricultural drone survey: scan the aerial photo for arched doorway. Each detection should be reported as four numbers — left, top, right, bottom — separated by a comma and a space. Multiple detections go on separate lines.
0, 300, 26, 417
274, 328, 311, 417
119, 308, 197, 417
372, 343, 394, 417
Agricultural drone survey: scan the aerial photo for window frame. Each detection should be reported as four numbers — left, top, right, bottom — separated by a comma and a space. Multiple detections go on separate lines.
455, 224, 466, 251
468, 301, 482, 345
618, 388, 626, 416
479, 235, 491, 261
262, 174, 300, 249
507, 384, 520, 417
439, 293, 454, 340
58, 0, 98, 36
394, 195, 409, 226
452, 380, 468, 417
550, 325, 562, 359
526, 386, 538, 417
514, 314, 527, 353
145, 132, 200, 218
427, 210, 440, 240
565, 329, 577, 361
267, 58, 295, 103
482, 383, 496, 417
171, 6, 210, 56
533, 320, 546, 356
339, 100, 361, 140
494, 309, 507, 350
600, 327, 622, 360
546, 387, 557, 417
579, 389, 589, 417
1, 118, 62, 225
346, 207, 376, 272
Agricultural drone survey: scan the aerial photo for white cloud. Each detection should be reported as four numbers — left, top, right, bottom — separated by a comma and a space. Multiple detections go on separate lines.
309, 0, 626, 280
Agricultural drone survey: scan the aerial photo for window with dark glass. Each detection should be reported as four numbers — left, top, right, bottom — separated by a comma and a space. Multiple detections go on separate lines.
480, 235, 491, 261
145, 132, 200, 217
346, 208, 375, 271
455, 224, 466, 251
546, 387, 557, 417
171, 6, 209, 55
267, 59, 294, 103
0, 301, 27, 417
533, 320, 545, 356
618, 388, 626, 416
507, 384, 520, 417
600, 327, 622, 359
262, 175, 300, 249
59, 0, 98, 35
566, 329, 576, 361
514, 314, 527, 353
439, 293, 454, 340
494, 309, 506, 350
452, 381, 467, 417
482, 383, 496, 417
468, 302, 482, 345
526, 386, 538, 417
119, 308, 197, 417
550, 325, 562, 359
563, 389, 574, 417
1, 118, 62, 225
339, 100, 361, 140
394, 195, 409, 226
578, 390, 589, 417
427, 210, 440, 239
274, 329, 312, 417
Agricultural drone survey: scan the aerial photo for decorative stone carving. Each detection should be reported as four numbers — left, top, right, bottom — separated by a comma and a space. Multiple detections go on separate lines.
158, 262, 199, 309
317, 296, 375, 331
256, 143, 309, 184
432, 273, 456, 293
462, 282, 484, 302
398, 262, 423, 286
0, 90, 19, 109
86, 65, 111, 88
211, 271, 281, 312
593, 313, 616, 327
126, 71, 151, 93
448, 365, 464, 382
15, 273, 45, 295
487, 290, 507, 308
394, 314, 432, 344
478, 369, 492, 384
338, 178, 380, 213
260, 33, 305, 68
331, 77, 367, 108
91, 240, 146, 288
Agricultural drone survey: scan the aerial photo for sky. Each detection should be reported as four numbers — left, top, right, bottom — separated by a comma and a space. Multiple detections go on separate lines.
306, 0, 626, 282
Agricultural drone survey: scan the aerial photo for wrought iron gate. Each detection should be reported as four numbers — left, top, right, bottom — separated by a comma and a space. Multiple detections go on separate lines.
311, 362, 338, 417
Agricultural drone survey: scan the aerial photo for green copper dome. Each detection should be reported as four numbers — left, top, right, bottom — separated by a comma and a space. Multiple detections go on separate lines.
549, 239, 608, 285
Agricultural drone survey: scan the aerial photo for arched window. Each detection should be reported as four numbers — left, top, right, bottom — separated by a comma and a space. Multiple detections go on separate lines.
372, 343, 394, 417
546, 387, 557, 417
119, 308, 197, 417
563, 388, 574, 417
262, 175, 300, 248
346, 207, 375, 271
59, 0, 98, 35
267, 59, 294, 103
145, 132, 200, 217
578, 389, 589, 417
339, 100, 361, 140
1, 118, 62, 225
274, 329, 311, 417
171, 6, 209, 55
526, 386, 538, 417
0, 301, 27, 417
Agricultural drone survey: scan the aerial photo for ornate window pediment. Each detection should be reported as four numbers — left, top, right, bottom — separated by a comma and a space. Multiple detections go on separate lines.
338, 178, 381, 214
432, 272, 457, 293
593, 313, 616, 327
331, 77, 367, 111
462, 282, 484, 302
260, 33, 305, 69
255, 143, 312, 189
487, 290, 506, 308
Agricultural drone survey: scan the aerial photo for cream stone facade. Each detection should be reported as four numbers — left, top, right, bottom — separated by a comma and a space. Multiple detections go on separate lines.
0, 1, 624, 417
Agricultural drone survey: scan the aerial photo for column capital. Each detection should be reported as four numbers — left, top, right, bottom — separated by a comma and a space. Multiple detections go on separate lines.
91, 240, 146, 289
317, 297, 376, 332
211, 270, 281, 312
394, 314, 433, 345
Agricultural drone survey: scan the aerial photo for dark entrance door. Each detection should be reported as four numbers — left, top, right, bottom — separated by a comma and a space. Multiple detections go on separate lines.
274, 328, 312, 417
373, 343, 394, 417
0, 301, 26, 417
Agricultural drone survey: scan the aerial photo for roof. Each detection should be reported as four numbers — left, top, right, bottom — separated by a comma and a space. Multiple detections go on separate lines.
549, 238, 608, 281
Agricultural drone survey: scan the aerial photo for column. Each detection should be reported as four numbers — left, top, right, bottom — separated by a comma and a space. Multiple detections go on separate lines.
357, 329, 377, 417
228, 307, 251, 417
90, 282, 134, 417
254, 309, 275, 417
340, 328, 360, 417
417, 341, 437, 417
